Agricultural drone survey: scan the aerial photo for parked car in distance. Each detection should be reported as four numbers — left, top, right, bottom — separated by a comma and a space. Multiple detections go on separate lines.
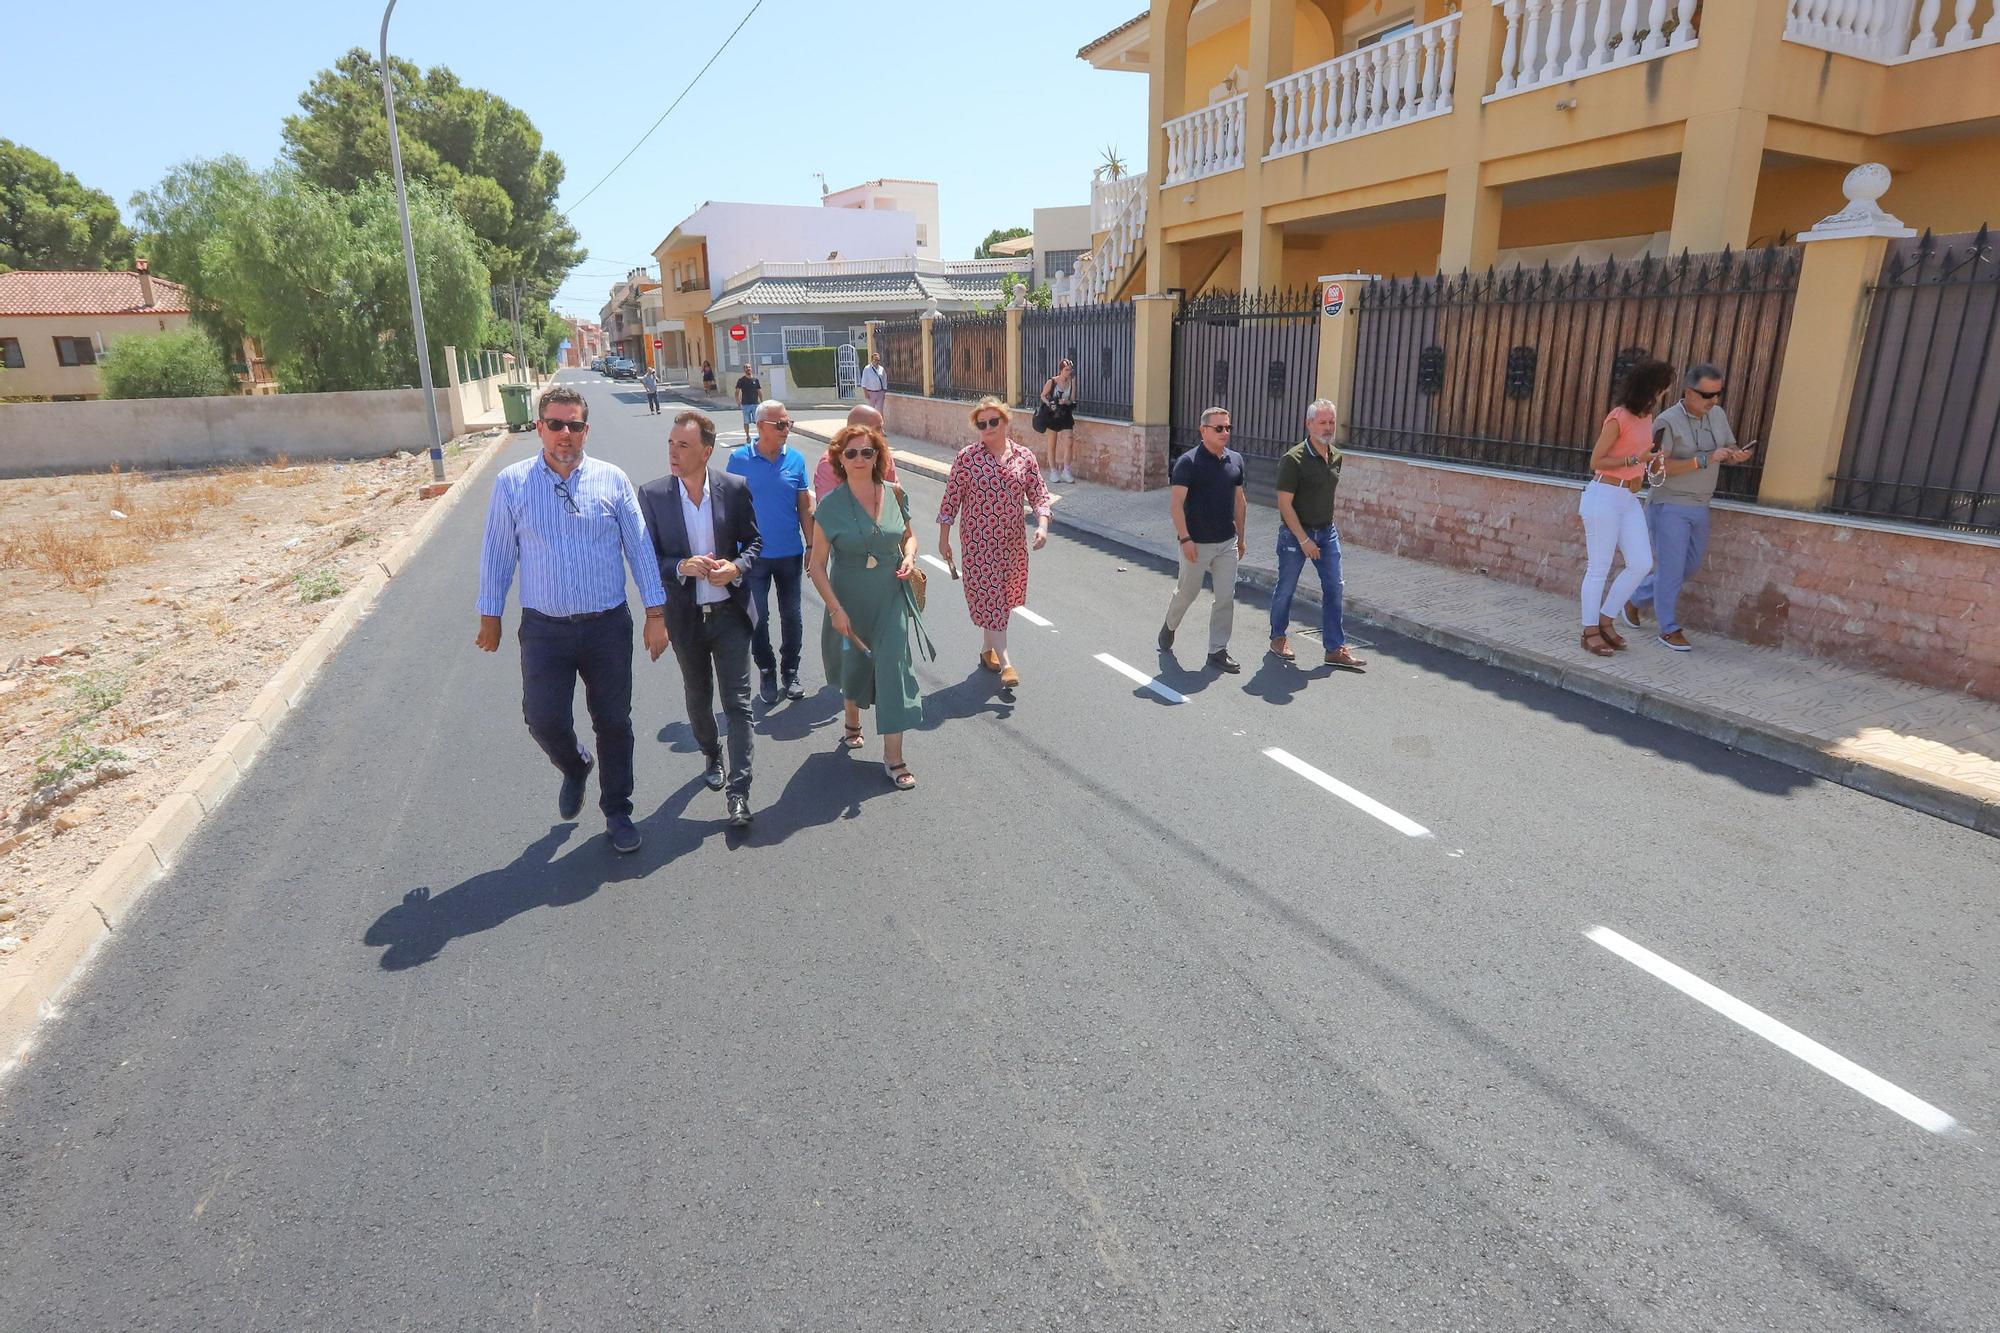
607, 358, 639, 380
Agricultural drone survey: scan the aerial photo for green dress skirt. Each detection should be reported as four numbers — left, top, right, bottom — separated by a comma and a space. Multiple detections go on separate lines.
818, 484, 925, 734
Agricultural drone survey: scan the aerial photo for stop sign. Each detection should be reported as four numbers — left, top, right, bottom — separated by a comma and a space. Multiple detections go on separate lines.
729, 324, 748, 342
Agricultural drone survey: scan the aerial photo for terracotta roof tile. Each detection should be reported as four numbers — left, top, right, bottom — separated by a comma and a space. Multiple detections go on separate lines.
0, 270, 191, 317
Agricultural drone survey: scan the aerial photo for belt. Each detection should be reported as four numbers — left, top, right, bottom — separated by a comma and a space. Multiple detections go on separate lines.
1591, 473, 1644, 493
523, 605, 625, 624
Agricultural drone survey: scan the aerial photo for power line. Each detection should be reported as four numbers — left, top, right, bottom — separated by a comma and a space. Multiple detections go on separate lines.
564, 0, 766, 214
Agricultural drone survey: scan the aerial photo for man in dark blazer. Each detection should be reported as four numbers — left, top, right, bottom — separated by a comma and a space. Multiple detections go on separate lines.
639, 409, 763, 828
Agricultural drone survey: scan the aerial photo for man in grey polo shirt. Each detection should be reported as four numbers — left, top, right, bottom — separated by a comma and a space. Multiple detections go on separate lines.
1623, 362, 1756, 651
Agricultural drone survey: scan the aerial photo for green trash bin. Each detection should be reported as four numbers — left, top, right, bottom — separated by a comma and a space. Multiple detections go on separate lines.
499, 381, 534, 432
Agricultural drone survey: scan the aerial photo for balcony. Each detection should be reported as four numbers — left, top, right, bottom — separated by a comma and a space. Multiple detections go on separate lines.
1266, 14, 1460, 161
1783, 0, 2000, 62
1162, 93, 1247, 186
1487, 0, 1700, 103
1091, 171, 1147, 232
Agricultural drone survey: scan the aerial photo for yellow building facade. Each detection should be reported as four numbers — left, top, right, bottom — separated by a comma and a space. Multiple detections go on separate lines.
1080, 0, 2000, 298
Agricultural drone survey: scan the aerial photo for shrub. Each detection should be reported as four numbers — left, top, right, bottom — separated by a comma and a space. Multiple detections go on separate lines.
100, 329, 231, 399
785, 345, 840, 390
295, 567, 344, 603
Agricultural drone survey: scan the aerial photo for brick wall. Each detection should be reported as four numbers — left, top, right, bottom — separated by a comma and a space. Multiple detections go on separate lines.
1338, 452, 2000, 702
882, 393, 1168, 491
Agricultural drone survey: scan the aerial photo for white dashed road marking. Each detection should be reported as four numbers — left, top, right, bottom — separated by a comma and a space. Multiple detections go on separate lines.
920, 555, 952, 573
1261, 747, 1433, 838
1014, 608, 1054, 628
1585, 927, 1969, 1138
1094, 653, 1186, 704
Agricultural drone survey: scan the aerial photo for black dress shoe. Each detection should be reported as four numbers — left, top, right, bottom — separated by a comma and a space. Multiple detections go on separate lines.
1158, 623, 1175, 652
702, 754, 726, 791
606, 814, 642, 854
1207, 649, 1241, 674
781, 673, 806, 700
558, 757, 595, 821
758, 670, 778, 705
727, 794, 752, 828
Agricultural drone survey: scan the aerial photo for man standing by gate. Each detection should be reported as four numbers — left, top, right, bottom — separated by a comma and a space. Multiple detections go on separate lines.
1159, 406, 1248, 673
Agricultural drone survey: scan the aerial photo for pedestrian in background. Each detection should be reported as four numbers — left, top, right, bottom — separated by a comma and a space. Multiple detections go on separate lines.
1159, 407, 1247, 674
809, 424, 926, 791
728, 400, 814, 704
860, 351, 888, 414
813, 402, 899, 501
1270, 398, 1365, 671
1577, 359, 1671, 657
702, 360, 717, 394
1622, 363, 1755, 652
639, 411, 762, 828
641, 367, 661, 415
474, 385, 667, 854
1039, 358, 1079, 483
735, 363, 762, 443
937, 398, 1050, 689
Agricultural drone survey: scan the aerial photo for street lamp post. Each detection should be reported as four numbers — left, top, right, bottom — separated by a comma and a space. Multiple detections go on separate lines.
380, 0, 447, 484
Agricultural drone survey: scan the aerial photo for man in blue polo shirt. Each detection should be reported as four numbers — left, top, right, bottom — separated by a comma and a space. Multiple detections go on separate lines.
727, 399, 814, 703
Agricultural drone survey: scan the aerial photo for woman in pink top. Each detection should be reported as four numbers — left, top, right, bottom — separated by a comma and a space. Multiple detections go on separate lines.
1577, 360, 1672, 657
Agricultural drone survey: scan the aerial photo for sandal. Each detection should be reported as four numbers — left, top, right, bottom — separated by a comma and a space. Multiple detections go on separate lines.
1597, 620, 1628, 651
884, 761, 917, 791
1580, 627, 1616, 658
841, 723, 865, 749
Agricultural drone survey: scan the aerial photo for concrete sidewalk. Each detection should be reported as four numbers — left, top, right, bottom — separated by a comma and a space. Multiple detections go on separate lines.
777, 400, 2000, 836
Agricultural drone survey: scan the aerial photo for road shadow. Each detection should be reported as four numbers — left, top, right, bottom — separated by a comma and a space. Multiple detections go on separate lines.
654, 719, 705, 752
912, 670, 1016, 730
747, 745, 896, 845
1153, 647, 1220, 699
1242, 651, 1329, 706
755, 683, 844, 742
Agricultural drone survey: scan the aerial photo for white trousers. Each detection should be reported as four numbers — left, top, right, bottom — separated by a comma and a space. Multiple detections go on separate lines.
1578, 480, 1653, 629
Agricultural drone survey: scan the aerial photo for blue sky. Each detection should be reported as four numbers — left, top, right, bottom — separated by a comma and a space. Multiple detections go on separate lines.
1, 0, 1150, 320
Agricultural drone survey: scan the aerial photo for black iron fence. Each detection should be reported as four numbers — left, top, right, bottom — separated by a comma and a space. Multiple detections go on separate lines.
879, 319, 923, 395
1833, 228, 2000, 534
935, 314, 1008, 402
1170, 288, 1322, 499
1348, 247, 1800, 500
1020, 302, 1136, 421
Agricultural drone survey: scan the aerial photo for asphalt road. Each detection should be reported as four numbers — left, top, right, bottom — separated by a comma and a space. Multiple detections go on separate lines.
2, 371, 1995, 1331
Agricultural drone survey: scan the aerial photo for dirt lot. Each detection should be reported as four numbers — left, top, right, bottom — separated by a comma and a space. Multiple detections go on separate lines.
0, 433, 504, 966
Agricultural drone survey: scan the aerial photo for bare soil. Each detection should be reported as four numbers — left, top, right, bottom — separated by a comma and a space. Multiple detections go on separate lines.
0, 432, 504, 965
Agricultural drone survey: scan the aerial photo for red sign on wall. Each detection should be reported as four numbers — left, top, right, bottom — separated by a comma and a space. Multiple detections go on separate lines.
653, 338, 663, 350
728, 324, 748, 341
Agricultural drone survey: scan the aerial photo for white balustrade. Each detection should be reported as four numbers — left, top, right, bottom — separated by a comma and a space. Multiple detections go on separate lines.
1266, 14, 1461, 159
1785, 0, 2000, 60
1487, 0, 1698, 100
1162, 93, 1248, 186
1091, 171, 1147, 233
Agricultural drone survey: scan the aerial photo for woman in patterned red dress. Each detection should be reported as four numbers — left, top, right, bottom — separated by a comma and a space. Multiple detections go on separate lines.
936, 397, 1051, 689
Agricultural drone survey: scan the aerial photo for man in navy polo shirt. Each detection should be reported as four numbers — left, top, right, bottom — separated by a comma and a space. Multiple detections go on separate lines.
727, 399, 815, 702
1159, 405, 1248, 673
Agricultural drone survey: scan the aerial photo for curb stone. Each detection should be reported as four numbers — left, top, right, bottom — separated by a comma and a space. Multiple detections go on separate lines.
1, 426, 517, 1070
830, 431, 2000, 840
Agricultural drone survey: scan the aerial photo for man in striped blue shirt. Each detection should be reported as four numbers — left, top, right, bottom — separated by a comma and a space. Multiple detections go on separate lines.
475, 385, 668, 854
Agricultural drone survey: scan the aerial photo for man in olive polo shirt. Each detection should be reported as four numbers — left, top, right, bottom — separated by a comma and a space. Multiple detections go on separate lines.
1270, 398, 1365, 670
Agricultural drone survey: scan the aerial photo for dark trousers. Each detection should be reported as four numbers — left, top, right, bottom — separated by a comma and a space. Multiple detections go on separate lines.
673, 600, 755, 797
745, 553, 804, 679
519, 605, 635, 818
645, 389, 660, 413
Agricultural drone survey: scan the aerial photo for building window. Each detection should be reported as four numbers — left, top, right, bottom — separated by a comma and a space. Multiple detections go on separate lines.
781, 325, 825, 349
916, 223, 928, 247
1043, 249, 1086, 277
1357, 18, 1417, 47
0, 337, 23, 369
53, 336, 96, 367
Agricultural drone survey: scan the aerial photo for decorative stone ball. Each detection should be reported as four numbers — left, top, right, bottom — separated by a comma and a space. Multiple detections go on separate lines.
1843, 163, 1892, 207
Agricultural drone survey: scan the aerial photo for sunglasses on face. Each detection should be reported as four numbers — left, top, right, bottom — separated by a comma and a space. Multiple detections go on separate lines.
767, 419, 793, 430
540, 418, 589, 434
1205, 423, 1233, 433
1691, 387, 1724, 401
843, 446, 877, 460
976, 417, 1003, 429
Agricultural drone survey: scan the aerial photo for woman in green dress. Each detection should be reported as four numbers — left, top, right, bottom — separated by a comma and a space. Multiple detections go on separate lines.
808, 424, 926, 790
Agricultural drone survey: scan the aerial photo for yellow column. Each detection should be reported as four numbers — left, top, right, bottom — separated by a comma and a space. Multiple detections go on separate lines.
1666, 0, 1782, 255
1239, 0, 1295, 291
1312, 275, 1376, 444
1004, 303, 1024, 407
1760, 166, 1915, 509
1142, 0, 1193, 294
865, 320, 881, 362
1435, 1, 1504, 274
1131, 294, 1177, 427
919, 316, 937, 398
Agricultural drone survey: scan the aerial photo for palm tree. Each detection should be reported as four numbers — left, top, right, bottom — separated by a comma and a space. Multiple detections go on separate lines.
1099, 146, 1127, 180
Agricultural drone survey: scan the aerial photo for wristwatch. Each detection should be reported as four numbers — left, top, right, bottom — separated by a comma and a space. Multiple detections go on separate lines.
1177, 534, 1192, 543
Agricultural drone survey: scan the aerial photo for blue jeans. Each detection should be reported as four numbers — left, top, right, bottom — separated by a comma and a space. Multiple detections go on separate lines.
1634, 502, 1710, 635
517, 605, 635, 818
740, 404, 757, 433
745, 553, 804, 679
1270, 523, 1345, 648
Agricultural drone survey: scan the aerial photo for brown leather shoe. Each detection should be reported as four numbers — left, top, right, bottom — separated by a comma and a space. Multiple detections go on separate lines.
1324, 645, 1368, 671
979, 649, 1001, 672
1269, 637, 1295, 661
999, 664, 1020, 688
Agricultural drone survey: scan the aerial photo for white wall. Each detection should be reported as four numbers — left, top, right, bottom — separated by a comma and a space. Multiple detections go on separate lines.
823, 181, 940, 259
690, 202, 918, 295
1032, 205, 1095, 285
